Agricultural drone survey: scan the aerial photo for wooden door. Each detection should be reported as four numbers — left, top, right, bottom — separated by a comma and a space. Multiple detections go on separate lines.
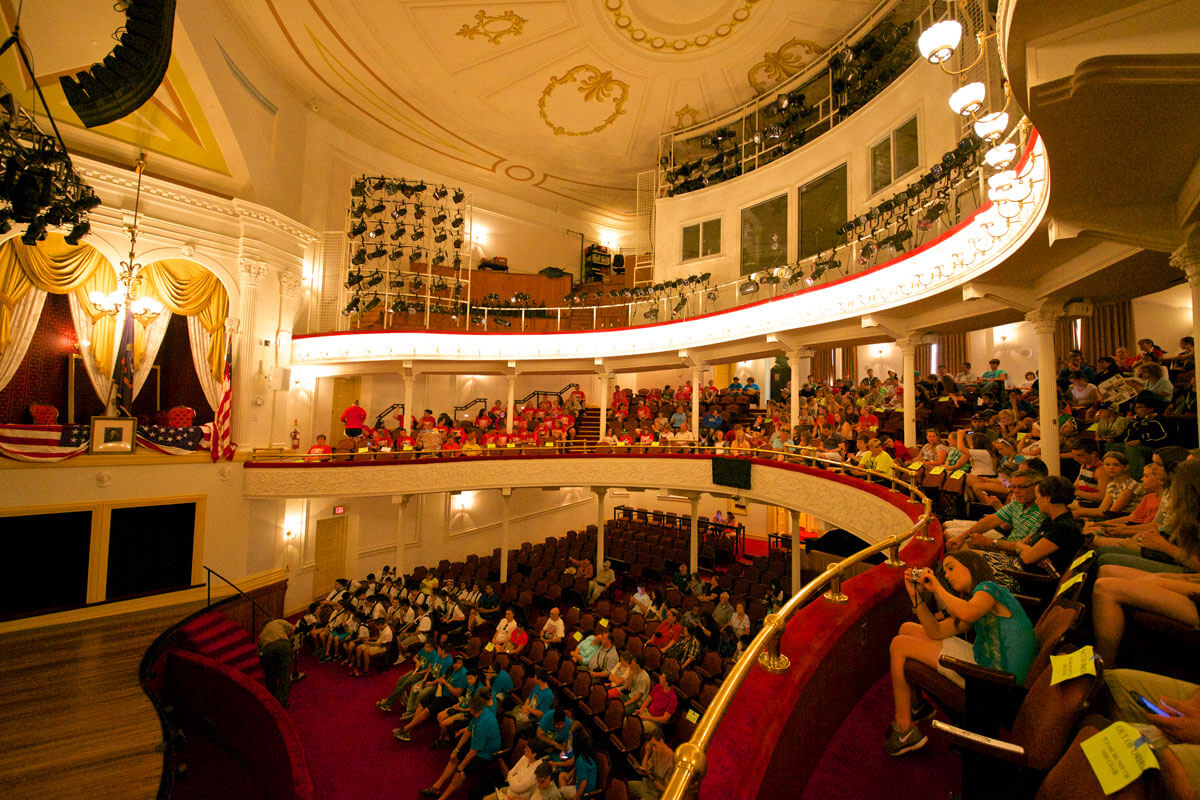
329, 376, 362, 441
313, 516, 347, 601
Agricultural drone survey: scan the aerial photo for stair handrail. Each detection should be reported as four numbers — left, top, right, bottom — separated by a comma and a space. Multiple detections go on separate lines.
454, 397, 487, 419
204, 565, 273, 637
373, 402, 406, 431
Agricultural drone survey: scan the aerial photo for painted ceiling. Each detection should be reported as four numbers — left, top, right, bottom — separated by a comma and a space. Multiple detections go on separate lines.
3, 0, 883, 221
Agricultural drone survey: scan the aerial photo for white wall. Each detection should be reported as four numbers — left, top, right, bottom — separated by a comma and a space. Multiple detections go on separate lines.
1132, 283, 1193, 353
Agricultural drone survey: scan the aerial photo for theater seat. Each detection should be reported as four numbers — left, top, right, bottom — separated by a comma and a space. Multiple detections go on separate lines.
29, 404, 58, 424
166, 406, 197, 427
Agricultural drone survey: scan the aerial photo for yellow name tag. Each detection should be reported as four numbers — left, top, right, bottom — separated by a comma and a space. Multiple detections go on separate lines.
950, 470, 966, 480
403, 445, 413, 451
1080, 722, 1160, 794
1069, 550, 1095, 571
484, 642, 495, 652
1049, 645, 1097, 685
686, 709, 700, 723
573, 631, 583, 641
486, 443, 495, 449
1055, 571, 1087, 597
545, 442, 554, 447
929, 466, 945, 475
599, 618, 608, 627
357, 447, 369, 453
506, 443, 515, 448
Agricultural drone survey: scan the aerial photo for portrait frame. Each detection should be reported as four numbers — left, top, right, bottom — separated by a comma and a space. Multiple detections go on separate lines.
90, 416, 137, 454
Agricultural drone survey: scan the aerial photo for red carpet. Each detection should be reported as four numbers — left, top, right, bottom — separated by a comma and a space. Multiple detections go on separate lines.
798, 674, 961, 800
286, 651, 449, 800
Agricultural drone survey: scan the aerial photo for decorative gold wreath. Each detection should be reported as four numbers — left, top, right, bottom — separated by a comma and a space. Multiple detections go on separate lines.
748, 38, 825, 93
456, 9, 527, 46
538, 64, 630, 137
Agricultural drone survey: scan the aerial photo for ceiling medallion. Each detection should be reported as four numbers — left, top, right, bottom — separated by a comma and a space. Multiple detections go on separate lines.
748, 37, 825, 93
603, 0, 761, 53
456, 9, 528, 45
538, 65, 630, 137
673, 104, 701, 130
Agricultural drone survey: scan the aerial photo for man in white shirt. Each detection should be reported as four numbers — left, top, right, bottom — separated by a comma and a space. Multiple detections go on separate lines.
540, 607, 565, 643
353, 618, 393, 676
672, 423, 696, 453
493, 608, 519, 646
588, 561, 616, 603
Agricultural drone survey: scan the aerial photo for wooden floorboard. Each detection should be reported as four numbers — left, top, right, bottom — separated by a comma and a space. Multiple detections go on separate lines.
0, 601, 205, 800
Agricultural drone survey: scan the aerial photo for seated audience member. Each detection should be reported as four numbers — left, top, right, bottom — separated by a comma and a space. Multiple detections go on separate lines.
484, 737, 538, 800
1093, 571, 1200, 666
1102, 669, 1200, 791
393, 654, 469, 741
1066, 371, 1100, 409
618, 653, 652, 711
916, 429, 948, 466
377, 640, 438, 712
478, 584, 501, 617
307, 434, 333, 460
1096, 455, 1200, 573
1069, 438, 1110, 506
488, 663, 515, 708
585, 631, 619, 682
727, 603, 751, 638
510, 669, 555, 733
1093, 403, 1130, 445
712, 592, 735, 629
1074, 451, 1142, 519
1015, 475, 1085, 576
501, 624, 529, 656
492, 608, 519, 646
1087, 461, 1165, 545
351, 618, 393, 677
884, 551, 1036, 756
558, 727, 598, 799
1135, 361, 1175, 402
855, 437, 894, 477
533, 709, 573, 757
635, 670, 679, 735
648, 609, 682, 651
665, 623, 702, 671
588, 560, 616, 602
628, 727, 675, 800
946, 466, 1047, 552
419, 695, 502, 799
540, 607, 565, 644
1123, 393, 1171, 474
433, 676, 483, 748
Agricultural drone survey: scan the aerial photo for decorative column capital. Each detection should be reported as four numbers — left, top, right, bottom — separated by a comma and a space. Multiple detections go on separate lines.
1170, 244, 1200, 286
278, 269, 304, 298
1024, 304, 1060, 333
894, 337, 918, 354
239, 258, 271, 288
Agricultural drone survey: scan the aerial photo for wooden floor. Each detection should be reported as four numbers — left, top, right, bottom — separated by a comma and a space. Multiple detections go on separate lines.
0, 601, 204, 800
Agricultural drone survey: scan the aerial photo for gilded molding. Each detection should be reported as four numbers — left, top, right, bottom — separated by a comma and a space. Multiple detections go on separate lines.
538, 65, 630, 137
456, 9, 527, 45
672, 104, 701, 130
747, 38, 825, 93
602, 0, 762, 54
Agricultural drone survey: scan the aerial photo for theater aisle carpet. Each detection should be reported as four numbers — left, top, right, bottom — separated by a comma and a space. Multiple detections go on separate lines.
797, 674, 961, 800
287, 651, 448, 800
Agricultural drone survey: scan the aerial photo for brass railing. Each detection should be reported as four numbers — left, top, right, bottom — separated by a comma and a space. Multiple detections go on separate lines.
244, 441, 934, 797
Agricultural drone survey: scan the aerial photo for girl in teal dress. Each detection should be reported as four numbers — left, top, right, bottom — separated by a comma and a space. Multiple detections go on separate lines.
884, 550, 1036, 756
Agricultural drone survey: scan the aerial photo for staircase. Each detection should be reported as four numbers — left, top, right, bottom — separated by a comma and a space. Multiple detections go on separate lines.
576, 407, 601, 444
177, 611, 264, 683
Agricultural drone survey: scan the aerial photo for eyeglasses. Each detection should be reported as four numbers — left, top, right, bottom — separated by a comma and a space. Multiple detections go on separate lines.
1011, 482, 1036, 490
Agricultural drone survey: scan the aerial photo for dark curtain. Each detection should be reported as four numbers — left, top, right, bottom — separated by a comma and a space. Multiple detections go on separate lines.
812, 347, 836, 386
841, 346, 857, 382
1082, 301, 1133, 364
938, 332, 967, 375
916, 343, 933, 378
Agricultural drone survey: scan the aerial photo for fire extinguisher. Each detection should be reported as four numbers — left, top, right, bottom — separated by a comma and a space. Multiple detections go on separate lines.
290, 419, 301, 450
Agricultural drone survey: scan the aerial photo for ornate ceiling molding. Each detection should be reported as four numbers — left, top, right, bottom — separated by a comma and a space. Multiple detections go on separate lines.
748, 38, 825, 93
456, 9, 528, 45
602, 0, 763, 53
538, 65, 631, 137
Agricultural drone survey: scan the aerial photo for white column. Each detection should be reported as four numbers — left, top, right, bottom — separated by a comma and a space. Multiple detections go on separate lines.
598, 372, 610, 440
394, 494, 410, 578
1171, 244, 1200, 446
500, 488, 512, 583
1027, 306, 1062, 476
402, 368, 415, 432
789, 508, 802, 596
689, 495, 700, 574
505, 373, 516, 434
898, 338, 917, 448
235, 259, 270, 444
789, 349, 802, 438
691, 367, 702, 432
594, 487, 607, 566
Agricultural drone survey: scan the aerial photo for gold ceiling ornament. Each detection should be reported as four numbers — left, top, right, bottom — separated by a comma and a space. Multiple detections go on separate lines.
673, 104, 701, 130
748, 38, 825, 93
456, 9, 528, 45
603, 0, 762, 54
538, 64, 630, 137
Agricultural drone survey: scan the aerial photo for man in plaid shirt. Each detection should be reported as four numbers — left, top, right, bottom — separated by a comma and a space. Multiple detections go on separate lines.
665, 623, 702, 671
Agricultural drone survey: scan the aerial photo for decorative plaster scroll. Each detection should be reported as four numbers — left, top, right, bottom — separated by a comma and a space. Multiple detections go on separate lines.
242, 456, 916, 546
239, 259, 271, 287
456, 10, 527, 45
673, 104, 701, 130
602, 0, 762, 54
278, 269, 304, 298
748, 38, 825, 93
538, 65, 630, 137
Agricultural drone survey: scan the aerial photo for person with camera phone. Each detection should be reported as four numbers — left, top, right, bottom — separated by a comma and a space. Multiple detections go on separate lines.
883, 550, 1036, 756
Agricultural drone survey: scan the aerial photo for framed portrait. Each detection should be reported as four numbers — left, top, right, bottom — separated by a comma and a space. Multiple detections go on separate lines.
90, 416, 137, 454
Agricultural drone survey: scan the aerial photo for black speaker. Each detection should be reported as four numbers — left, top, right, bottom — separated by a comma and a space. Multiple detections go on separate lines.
59, 0, 176, 127
612, 253, 626, 273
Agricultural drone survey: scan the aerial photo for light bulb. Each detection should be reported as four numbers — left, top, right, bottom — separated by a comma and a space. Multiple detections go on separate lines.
918, 20, 963, 64
948, 82, 985, 117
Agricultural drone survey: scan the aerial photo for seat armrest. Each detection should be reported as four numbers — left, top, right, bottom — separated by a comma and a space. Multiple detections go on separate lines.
929, 720, 1028, 765
937, 655, 1017, 688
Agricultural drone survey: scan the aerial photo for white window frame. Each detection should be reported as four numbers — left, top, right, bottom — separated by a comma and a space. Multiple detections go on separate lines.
681, 217, 722, 262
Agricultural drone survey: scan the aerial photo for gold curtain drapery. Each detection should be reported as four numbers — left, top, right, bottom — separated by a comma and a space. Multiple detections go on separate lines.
841, 346, 857, 382
812, 347, 835, 386
938, 332, 967, 375
1055, 317, 1076, 369
1082, 301, 1133, 364
0, 234, 109, 358
141, 259, 228, 382
916, 343, 933, 378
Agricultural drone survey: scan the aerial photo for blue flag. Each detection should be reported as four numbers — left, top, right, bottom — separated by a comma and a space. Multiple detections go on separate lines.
111, 310, 135, 417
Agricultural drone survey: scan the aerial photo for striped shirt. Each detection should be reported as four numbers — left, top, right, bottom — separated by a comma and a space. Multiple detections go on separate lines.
995, 500, 1047, 542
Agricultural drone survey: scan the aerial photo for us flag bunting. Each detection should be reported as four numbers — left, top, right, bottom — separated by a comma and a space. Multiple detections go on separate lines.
0, 424, 89, 462
211, 335, 234, 462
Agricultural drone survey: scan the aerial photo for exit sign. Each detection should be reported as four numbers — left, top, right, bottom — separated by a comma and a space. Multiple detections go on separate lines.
333, 505, 345, 515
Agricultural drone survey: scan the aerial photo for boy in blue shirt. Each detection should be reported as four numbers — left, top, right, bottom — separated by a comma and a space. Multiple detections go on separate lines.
510, 668, 555, 733
376, 639, 436, 712
420, 694, 502, 799
393, 654, 469, 741
534, 708, 573, 757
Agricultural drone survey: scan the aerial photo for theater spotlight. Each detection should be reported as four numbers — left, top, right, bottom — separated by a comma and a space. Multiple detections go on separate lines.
451, 215, 464, 229
411, 181, 427, 193
64, 220, 90, 245
411, 276, 425, 291
350, 179, 367, 197
372, 177, 386, 191
364, 269, 384, 287
367, 201, 386, 215
432, 210, 448, 225
432, 251, 446, 266
453, 236, 464, 249
399, 181, 415, 198
452, 188, 465, 204
389, 249, 405, 263
739, 276, 759, 295
391, 204, 408, 219
432, 185, 448, 200
391, 224, 406, 241
643, 306, 659, 321
452, 255, 462, 269
368, 221, 385, 239
363, 294, 381, 312
390, 297, 405, 314
342, 296, 361, 315
409, 250, 424, 264
434, 229, 448, 243
345, 270, 364, 288
494, 317, 511, 327
348, 220, 367, 238
413, 204, 425, 220
411, 228, 425, 241
351, 201, 367, 217
351, 248, 367, 266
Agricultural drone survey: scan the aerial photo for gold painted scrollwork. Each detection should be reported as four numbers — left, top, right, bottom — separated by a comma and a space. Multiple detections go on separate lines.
673, 104, 701, 130
747, 38, 825, 93
456, 9, 528, 45
538, 65, 630, 137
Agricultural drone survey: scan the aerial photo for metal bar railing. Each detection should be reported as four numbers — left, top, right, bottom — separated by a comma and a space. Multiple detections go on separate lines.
204, 565, 274, 637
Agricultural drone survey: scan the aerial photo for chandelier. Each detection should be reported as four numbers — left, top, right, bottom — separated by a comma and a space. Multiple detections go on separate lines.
88, 154, 163, 324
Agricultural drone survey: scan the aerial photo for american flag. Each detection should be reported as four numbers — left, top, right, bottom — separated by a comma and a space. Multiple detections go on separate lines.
111, 310, 136, 417
0, 424, 90, 462
211, 335, 234, 462
137, 424, 205, 455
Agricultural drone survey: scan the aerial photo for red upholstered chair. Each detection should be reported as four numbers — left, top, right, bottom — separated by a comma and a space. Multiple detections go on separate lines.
166, 405, 196, 427
29, 404, 58, 424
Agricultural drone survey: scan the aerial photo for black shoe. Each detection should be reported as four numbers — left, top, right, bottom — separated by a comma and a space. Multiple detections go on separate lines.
910, 698, 936, 723
419, 787, 440, 797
